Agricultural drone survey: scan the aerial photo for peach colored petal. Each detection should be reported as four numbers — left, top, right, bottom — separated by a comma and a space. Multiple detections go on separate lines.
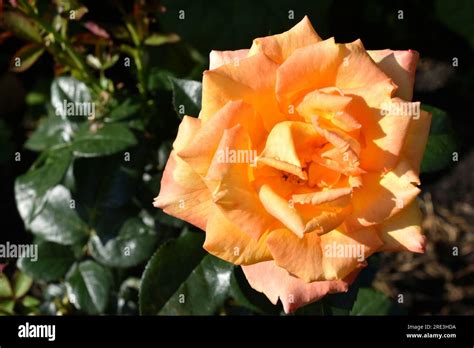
153, 152, 212, 230
266, 228, 324, 282
320, 225, 383, 280
172, 116, 201, 152
203, 207, 273, 265
178, 100, 264, 176
345, 161, 421, 230
209, 49, 249, 70
200, 52, 285, 130
259, 183, 352, 238
377, 200, 426, 253
307, 161, 341, 188
276, 38, 343, 110
276, 38, 394, 111
400, 109, 432, 178
248, 16, 321, 64
242, 260, 361, 313
358, 98, 416, 172
204, 125, 273, 239
368, 49, 419, 101
258, 121, 324, 179
259, 183, 306, 237
292, 187, 352, 205
296, 89, 361, 132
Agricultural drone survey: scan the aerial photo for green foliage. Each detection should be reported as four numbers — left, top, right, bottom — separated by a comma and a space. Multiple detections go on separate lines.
18, 241, 76, 282
0, 270, 40, 315
350, 288, 393, 315
169, 77, 202, 118
421, 105, 457, 173
65, 260, 113, 314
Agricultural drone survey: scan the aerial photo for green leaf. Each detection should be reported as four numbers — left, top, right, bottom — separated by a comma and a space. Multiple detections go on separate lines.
169, 77, 202, 118
12, 271, 32, 299
50, 76, 92, 119
421, 105, 457, 173
0, 300, 15, 315
72, 123, 137, 157
2, 11, 43, 43
15, 147, 72, 226
436, 0, 474, 48
18, 241, 75, 282
105, 98, 141, 122
350, 288, 392, 315
9, 44, 45, 73
25, 115, 72, 152
89, 218, 158, 268
65, 260, 112, 314
144, 33, 180, 46
147, 68, 175, 91
29, 185, 89, 245
21, 296, 40, 308
0, 274, 13, 298
25, 91, 47, 106
160, 255, 233, 315
139, 230, 206, 315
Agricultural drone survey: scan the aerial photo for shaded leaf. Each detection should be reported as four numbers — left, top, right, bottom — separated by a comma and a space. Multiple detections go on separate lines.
89, 218, 158, 268
160, 255, 233, 315
139, 230, 205, 315
144, 32, 180, 46
421, 105, 457, 173
169, 77, 202, 118
29, 185, 89, 245
12, 271, 32, 298
2, 11, 42, 43
105, 98, 141, 122
65, 260, 112, 314
25, 115, 73, 152
9, 43, 45, 72
18, 241, 75, 282
0, 274, 13, 298
15, 147, 72, 226
350, 288, 392, 315
51, 77, 91, 119
72, 123, 137, 157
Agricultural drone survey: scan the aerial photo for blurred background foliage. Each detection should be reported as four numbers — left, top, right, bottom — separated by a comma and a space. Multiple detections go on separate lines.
0, 0, 472, 315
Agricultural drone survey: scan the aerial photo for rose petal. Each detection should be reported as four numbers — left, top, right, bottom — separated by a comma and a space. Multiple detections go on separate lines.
204, 207, 273, 265
153, 152, 212, 230
266, 228, 324, 282
201, 52, 285, 130
400, 109, 432, 178
277, 38, 394, 111
178, 100, 264, 176
368, 49, 419, 101
320, 225, 383, 280
248, 16, 321, 64
358, 98, 416, 172
345, 161, 421, 230
204, 124, 274, 239
258, 121, 324, 179
242, 260, 362, 313
377, 200, 426, 253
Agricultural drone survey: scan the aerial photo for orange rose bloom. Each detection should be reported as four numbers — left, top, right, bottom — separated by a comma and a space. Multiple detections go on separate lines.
154, 16, 431, 313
